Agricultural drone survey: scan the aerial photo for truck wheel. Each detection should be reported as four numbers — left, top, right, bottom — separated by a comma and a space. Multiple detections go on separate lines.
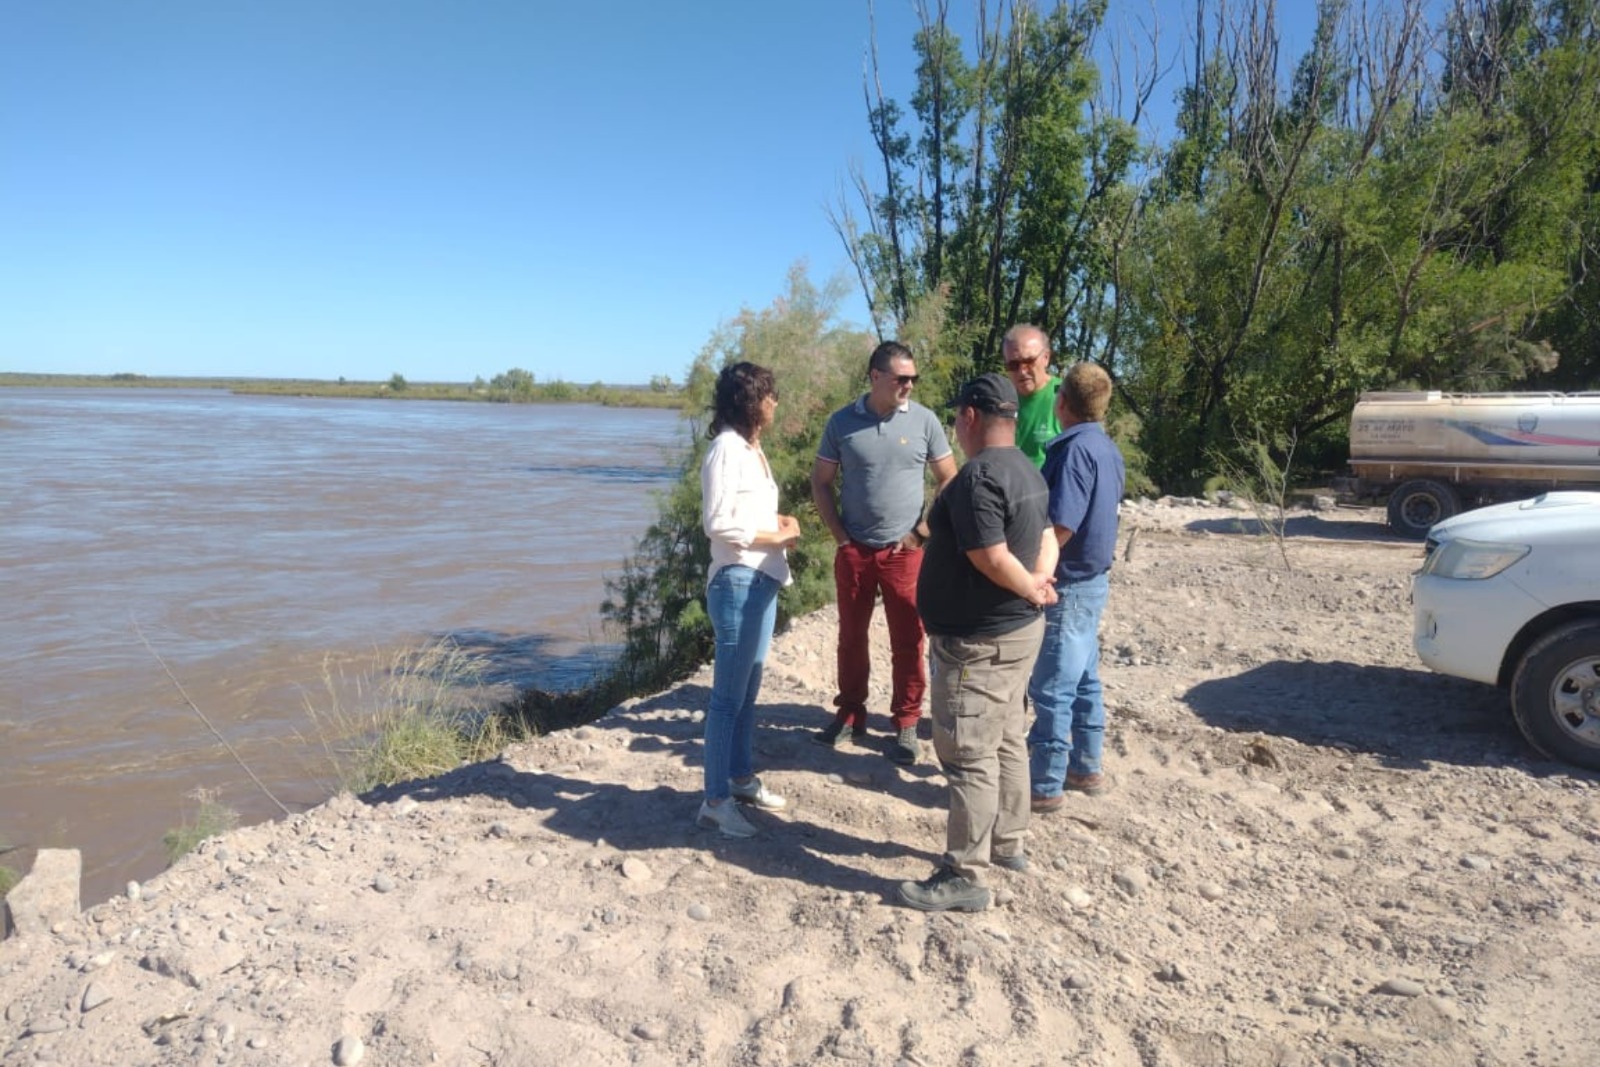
1386, 478, 1459, 538
1511, 620, 1600, 770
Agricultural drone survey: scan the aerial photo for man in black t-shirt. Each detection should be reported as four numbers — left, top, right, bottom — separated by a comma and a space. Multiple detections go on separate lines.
899, 374, 1059, 913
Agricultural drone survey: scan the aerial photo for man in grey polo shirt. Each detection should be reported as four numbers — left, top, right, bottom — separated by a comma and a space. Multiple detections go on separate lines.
811, 341, 957, 764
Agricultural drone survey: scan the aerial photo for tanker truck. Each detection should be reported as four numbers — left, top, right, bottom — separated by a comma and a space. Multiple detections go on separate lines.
1335, 391, 1600, 537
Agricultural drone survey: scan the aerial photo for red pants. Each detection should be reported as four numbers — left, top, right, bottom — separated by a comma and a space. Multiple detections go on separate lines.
832, 542, 926, 730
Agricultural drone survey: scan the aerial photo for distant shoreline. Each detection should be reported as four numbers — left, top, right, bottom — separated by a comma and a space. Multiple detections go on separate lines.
0, 372, 686, 409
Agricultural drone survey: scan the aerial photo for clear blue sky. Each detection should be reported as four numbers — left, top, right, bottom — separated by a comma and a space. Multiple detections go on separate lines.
2, 1, 1330, 385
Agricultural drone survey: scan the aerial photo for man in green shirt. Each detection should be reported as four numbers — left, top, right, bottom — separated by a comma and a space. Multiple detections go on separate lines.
1004, 324, 1060, 467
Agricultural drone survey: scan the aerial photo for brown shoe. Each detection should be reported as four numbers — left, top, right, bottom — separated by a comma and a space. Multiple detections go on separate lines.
1030, 793, 1064, 814
1066, 772, 1108, 796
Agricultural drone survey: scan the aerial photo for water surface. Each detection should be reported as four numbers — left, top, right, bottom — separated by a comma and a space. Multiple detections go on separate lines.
0, 388, 684, 904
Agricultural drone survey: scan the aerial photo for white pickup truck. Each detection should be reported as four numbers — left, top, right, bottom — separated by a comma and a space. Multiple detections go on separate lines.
1412, 491, 1600, 768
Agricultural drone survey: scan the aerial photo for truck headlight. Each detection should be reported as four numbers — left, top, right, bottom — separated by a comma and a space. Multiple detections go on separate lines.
1418, 538, 1529, 580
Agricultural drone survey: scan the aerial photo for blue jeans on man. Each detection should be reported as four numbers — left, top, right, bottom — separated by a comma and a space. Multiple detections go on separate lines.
704, 565, 779, 801
1026, 570, 1110, 796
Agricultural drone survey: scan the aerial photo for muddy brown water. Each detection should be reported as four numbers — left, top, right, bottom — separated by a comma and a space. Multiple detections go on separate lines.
0, 388, 684, 906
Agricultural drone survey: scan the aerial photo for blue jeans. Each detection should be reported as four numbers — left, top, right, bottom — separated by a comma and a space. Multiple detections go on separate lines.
1026, 571, 1110, 796
704, 565, 779, 801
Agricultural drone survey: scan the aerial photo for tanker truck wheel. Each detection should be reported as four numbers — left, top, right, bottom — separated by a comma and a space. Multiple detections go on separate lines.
1511, 620, 1600, 771
1386, 478, 1459, 538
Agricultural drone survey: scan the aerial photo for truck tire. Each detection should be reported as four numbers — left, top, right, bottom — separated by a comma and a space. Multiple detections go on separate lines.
1510, 620, 1600, 770
1386, 478, 1459, 538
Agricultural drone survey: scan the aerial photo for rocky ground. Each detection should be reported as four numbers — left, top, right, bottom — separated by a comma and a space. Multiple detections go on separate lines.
4, 498, 1599, 1067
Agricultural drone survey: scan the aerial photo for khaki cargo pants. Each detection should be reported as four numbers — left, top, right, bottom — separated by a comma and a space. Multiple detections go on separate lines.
926, 616, 1045, 883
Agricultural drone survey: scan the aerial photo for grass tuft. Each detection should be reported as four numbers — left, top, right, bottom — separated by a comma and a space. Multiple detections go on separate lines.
304, 640, 521, 793
0, 841, 17, 900
162, 788, 240, 864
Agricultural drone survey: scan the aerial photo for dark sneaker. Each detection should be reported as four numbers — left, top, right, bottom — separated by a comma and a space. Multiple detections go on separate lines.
898, 867, 991, 912
1030, 792, 1064, 814
891, 726, 920, 765
1066, 772, 1108, 796
814, 717, 867, 748
992, 851, 1030, 873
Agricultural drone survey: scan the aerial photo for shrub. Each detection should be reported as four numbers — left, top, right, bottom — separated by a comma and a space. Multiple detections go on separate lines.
162, 788, 240, 864
303, 640, 516, 792
0, 839, 16, 901
600, 266, 878, 693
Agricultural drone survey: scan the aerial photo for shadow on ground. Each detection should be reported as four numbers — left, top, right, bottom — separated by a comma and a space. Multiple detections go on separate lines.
620, 684, 950, 812
363, 683, 949, 899
1183, 659, 1593, 778
1182, 513, 1415, 544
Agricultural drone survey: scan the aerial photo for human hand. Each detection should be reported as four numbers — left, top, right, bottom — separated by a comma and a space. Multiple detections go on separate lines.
896, 523, 929, 552
1032, 574, 1059, 607
777, 514, 801, 547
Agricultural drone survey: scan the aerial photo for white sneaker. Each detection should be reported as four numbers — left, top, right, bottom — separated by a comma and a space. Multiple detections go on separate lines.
730, 776, 787, 811
697, 799, 758, 838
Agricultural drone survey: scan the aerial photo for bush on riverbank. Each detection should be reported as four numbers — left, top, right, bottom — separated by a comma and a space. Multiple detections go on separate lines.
598, 268, 885, 698
305, 641, 519, 791
162, 789, 240, 863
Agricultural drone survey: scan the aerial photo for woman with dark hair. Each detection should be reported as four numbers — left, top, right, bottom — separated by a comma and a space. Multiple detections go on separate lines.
698, 361, 800, 837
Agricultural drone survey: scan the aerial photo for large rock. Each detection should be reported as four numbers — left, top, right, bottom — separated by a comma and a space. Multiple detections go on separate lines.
2, 849, 81, 938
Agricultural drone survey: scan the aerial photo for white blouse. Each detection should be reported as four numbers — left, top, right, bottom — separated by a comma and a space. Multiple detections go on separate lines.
701, 429, 792, 588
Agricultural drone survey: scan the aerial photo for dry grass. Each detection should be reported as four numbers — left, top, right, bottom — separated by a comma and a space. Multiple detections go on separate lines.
162, 788, 240, 864
302, 640, 522, 793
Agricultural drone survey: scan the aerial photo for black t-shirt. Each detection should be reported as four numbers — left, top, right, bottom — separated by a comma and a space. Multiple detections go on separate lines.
917, 445, 1049, 638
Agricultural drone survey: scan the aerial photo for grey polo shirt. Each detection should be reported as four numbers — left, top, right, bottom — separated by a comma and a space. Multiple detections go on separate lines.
816, 396, 952, 547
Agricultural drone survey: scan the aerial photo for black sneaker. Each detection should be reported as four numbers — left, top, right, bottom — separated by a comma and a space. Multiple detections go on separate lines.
814, 718, 867, 748
992, 851, 1030, 873
890, 725, 920, 765
898, 867, 991, 912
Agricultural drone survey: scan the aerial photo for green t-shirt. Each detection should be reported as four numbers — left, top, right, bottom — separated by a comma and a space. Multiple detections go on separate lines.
1016, 377, 1060, 467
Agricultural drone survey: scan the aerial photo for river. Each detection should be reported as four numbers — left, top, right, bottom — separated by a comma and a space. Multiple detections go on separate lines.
0, 388, 685, 906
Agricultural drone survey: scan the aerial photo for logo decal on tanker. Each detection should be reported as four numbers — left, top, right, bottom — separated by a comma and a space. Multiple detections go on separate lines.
1447, 419, 1600, 448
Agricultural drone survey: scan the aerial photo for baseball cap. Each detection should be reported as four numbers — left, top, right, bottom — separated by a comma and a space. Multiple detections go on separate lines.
949, 372, 1019, 418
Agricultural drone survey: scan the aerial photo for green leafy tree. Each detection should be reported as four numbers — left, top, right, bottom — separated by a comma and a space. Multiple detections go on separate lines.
834, 0, 1144, 377
840, 0, 1599, 491
601, 267, 873, 690
488, 368, 537, 401
830, 0, 1159, 507
1116, 0, 1593, 487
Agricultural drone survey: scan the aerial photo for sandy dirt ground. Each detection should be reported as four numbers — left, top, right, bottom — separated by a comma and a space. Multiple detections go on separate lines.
5, 498, 1600, 1067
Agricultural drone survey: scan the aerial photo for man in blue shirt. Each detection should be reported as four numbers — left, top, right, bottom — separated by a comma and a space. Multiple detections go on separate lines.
1027, 362, 1125, 809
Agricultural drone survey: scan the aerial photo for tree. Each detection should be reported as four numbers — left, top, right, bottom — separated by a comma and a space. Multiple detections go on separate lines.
488, 368, 536, 401
602, 266, 873, 690
839, 0, 1600, 490
832, 0, 1149, 379
1117, 0, 1591, 486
